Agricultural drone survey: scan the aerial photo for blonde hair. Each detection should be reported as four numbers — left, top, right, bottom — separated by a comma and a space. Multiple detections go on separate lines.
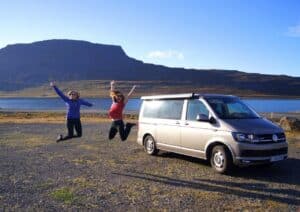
67, 90, 80, 99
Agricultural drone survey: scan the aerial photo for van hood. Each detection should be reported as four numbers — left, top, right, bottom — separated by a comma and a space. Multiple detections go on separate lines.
222, 118, 283, 134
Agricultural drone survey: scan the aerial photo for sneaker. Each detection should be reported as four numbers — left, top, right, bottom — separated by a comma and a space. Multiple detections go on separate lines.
56, 134, 63, 143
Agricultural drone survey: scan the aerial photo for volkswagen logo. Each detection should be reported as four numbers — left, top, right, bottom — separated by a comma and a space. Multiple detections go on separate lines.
272, 134, 278, 142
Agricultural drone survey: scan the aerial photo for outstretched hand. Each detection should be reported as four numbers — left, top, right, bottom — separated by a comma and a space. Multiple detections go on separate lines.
127, 85, 137, 97
50, 82, 55, 87
110, 80, 116, 91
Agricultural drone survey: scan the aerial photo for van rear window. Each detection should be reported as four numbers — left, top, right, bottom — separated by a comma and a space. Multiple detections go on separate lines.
142, 100, 184, 120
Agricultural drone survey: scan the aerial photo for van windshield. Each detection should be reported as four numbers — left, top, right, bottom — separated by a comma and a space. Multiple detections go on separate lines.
205, 97, 260, 119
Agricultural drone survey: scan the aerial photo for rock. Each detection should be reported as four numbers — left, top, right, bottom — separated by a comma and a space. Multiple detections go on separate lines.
279, 116, 300, 131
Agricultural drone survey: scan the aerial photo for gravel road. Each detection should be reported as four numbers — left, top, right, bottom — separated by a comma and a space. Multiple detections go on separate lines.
0, 123, 299, 211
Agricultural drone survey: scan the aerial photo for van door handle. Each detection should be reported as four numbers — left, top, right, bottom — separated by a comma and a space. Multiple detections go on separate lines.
184, 123, 189, 126
175, 121, 180, 125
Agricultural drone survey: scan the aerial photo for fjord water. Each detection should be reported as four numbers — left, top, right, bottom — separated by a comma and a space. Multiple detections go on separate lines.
0, 98, 300, 113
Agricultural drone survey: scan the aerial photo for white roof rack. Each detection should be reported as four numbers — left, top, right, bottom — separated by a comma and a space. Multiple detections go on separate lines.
141, 93, 198, 100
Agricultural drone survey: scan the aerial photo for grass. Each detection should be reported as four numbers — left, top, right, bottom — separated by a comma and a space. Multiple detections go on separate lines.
50, 187, 75, 204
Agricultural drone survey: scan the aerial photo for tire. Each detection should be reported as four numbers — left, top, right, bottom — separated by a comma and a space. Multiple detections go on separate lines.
144, 135, 159, 155
210, 145, 233, 174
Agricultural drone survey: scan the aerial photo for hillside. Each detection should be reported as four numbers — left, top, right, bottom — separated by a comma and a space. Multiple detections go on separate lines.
0, 39, 300, 97
0, 80, 296, 98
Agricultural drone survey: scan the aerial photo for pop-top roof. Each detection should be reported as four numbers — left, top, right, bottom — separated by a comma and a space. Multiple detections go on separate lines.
141, 93, 237, 100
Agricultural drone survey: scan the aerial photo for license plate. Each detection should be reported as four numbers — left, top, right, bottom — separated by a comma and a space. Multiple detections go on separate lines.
270, 155, 284, 162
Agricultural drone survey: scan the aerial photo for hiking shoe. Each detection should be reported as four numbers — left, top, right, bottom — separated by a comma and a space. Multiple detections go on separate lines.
56, 134, 63, 143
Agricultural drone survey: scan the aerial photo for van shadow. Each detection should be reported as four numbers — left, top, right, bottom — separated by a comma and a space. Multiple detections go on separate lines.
112, 170, 300, 206
156, 152, 300, 186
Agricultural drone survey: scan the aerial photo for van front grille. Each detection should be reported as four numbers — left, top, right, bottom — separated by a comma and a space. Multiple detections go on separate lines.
255, 133, 286, 144
241, 147, 288, 157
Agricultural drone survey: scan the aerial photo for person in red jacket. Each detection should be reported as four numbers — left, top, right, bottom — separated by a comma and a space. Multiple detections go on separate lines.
108, 81, 136, 141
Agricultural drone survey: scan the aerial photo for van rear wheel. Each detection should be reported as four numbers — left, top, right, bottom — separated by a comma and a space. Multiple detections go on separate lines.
144, 135, 159, 155
210, 145, 233, 174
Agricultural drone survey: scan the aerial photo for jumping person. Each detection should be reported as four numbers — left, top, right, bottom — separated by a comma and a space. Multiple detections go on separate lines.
108, 81, 136, 141
50, 82, 93, 142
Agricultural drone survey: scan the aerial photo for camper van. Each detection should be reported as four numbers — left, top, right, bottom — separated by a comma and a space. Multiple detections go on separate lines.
137, 93, 288, 173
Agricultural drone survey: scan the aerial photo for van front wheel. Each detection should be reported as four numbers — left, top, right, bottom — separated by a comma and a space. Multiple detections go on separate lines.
144, 135, 159, 155
210, 145, 232, 174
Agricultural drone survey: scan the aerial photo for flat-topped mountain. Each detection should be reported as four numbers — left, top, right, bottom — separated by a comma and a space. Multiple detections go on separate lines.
0, 39, 299, 96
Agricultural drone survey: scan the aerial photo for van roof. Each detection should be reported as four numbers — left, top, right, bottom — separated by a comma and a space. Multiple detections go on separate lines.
141, 93, 237, 100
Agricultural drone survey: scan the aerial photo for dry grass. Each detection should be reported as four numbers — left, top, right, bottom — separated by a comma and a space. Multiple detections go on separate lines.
0, 111, 137, 124
0, 79, 293, 98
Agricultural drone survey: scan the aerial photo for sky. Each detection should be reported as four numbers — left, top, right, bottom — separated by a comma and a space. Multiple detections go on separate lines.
0, 0, 299, 76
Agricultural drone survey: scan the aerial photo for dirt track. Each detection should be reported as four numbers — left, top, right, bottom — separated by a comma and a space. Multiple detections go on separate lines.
0, 122, 300, 211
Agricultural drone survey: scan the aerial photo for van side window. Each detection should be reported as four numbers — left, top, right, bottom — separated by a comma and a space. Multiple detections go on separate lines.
142, 100, 184, 120
187, 100, 209, 121
142, 100, 161, 118
159, 100, 184, 120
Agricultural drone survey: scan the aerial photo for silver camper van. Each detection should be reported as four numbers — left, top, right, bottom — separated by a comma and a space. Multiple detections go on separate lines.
137, 93, 288, 173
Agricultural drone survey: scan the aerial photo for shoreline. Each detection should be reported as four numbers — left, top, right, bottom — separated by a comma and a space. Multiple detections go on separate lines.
1, 110, 299, 124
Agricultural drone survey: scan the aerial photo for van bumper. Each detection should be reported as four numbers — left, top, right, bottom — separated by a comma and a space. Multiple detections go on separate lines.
231, 142, 288, 166
234, 154, 288, 166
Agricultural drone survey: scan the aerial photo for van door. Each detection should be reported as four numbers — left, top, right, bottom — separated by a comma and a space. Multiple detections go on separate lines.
156, 100, 184, 148
180, 99, 217, 158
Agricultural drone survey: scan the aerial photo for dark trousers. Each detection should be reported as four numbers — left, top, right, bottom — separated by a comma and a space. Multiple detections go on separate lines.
62, 118, 82, 140
108, 120, 133, 141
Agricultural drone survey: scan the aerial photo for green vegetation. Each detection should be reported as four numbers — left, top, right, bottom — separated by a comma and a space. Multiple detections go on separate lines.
50, 187, 75, 204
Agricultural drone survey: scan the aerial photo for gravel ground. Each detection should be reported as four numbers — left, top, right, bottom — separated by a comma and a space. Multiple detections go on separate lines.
0, 123, 300, 211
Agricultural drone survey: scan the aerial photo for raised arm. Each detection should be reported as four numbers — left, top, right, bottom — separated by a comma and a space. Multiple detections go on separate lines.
110, 80, 116, 101
79, 99, 93, 107
50, 82, 69, 102
124, 85, 136, 104
110, 80, 116, 92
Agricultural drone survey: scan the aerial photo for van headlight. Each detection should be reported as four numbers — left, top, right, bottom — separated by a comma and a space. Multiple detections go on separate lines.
232, 132, 259, 143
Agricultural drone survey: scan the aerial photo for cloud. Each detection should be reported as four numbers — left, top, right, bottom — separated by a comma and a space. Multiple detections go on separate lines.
147, 50, 184, 60
287, 24, 300, 37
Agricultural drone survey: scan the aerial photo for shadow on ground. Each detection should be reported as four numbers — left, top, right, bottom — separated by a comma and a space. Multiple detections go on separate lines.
153, 151, 300, 186
112, 169, 300, 206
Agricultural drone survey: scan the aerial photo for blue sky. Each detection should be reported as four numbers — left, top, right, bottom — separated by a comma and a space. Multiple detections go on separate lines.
0, 0, 300, 76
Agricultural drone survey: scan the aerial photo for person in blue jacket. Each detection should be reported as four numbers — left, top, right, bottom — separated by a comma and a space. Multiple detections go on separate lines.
50, 82, 93, 142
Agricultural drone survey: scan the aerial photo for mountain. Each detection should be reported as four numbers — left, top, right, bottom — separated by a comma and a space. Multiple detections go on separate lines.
0, 39, 300, 96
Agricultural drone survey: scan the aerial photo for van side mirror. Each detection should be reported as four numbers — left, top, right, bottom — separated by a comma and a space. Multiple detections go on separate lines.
209, 116, 216, 124
196, 114, 216, 124
196, 114, 209, 122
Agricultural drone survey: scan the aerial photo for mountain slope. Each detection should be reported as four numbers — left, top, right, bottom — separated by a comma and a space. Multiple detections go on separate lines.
0, 39, 299, 96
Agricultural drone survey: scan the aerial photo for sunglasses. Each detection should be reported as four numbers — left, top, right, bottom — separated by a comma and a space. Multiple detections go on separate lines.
69, 93, 77, 96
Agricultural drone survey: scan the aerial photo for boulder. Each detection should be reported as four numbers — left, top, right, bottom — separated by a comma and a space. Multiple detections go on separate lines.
279, 116, 300, 132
